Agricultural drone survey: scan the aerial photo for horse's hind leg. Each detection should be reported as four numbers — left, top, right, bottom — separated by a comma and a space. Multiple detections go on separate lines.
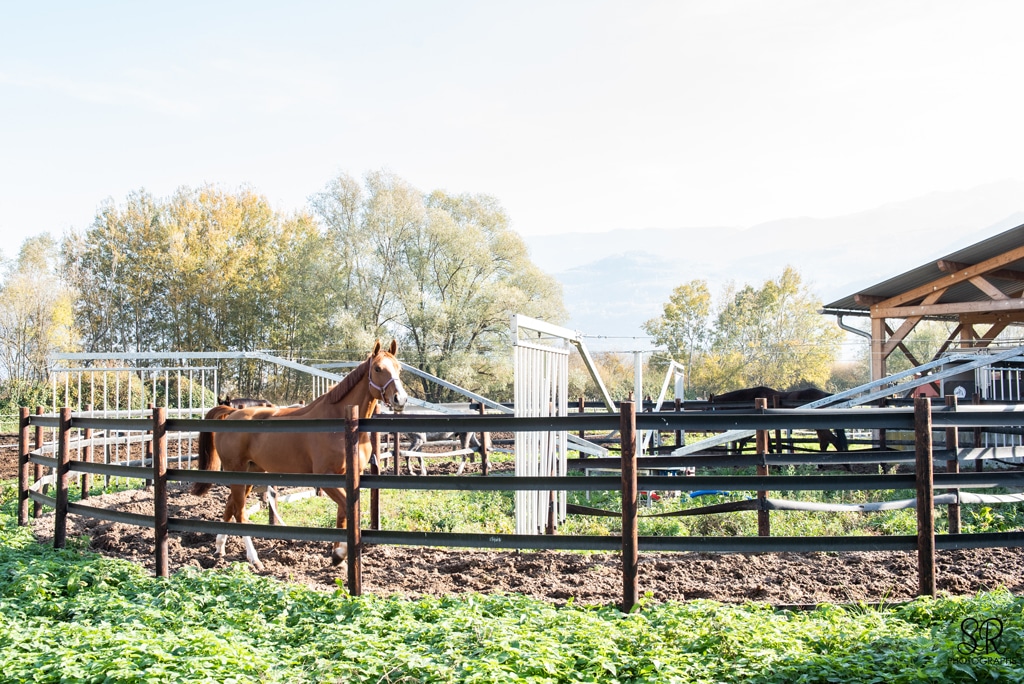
319, 487, 349, 565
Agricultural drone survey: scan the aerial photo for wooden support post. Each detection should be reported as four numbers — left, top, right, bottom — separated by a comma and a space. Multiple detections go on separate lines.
755, 398, 771, 537
17, 407, 29, 526
33, 406, 43, 518
479, 402, 490, 476
370, 404, 380, 531
944, 395, 960, 535
81, 404, 93, 499
620, 400, 638, 613
915, 396, 937, 597
152, 407, 169, 578
54, 407, 72, 550
345, 405, 362, 596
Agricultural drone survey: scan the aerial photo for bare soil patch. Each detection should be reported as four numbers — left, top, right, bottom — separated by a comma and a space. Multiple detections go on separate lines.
21, 480, 1024, 607
8, 439, 1024, 607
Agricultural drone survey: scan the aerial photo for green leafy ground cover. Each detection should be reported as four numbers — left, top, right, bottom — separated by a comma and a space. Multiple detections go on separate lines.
3, 482, 1024, 682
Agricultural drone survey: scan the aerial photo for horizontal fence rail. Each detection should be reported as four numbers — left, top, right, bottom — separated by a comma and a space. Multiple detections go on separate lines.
16, 398, 1024, 611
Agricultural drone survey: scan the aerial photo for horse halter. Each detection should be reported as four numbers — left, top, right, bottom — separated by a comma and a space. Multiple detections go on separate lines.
368, 358, 406, 410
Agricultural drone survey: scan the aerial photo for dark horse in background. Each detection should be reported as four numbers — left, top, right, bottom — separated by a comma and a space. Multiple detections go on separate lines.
219, 396, 275, 409
708, 385, 848, 452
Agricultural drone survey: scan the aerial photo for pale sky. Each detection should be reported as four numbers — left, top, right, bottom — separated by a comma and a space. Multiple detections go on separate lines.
2, 0, 1023, 257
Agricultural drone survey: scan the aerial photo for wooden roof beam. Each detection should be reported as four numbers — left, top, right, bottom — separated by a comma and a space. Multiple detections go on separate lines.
969, 275, 1009, 300
873, 298, 1024, 319
873, 243, 1024, 310
938, 259, 1024, 281
854, 294, 886, 306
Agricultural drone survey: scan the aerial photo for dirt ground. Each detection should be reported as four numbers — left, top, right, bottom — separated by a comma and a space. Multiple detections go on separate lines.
8, 437, 1024, 607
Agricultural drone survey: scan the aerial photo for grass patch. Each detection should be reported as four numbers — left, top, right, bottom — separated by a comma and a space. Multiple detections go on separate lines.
3, 478, 1024, 682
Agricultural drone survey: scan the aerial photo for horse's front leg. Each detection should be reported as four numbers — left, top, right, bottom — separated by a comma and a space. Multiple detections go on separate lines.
320, 487, 349, 565
216, 484, 264, 571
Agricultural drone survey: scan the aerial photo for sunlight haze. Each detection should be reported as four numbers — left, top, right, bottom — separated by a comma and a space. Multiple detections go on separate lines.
2, 0, 1023, 252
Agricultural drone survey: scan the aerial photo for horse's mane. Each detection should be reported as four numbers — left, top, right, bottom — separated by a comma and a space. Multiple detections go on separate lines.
324, 355, 371, 404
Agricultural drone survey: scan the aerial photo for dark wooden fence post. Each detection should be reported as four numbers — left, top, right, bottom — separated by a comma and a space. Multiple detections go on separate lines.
18, 407, 29, 526
54, 407, 72, 549
152, 407, 169, 578
755, 397, 771, 537
345, 405, 362, 596
620, 400, 638, 613
81, 404, 93, 499
915, 396, 936, 597
944, 395, 960, 535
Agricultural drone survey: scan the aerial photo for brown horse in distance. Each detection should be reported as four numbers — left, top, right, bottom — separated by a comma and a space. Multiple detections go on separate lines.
708, 385, 848, 452
219, 396, 275, 409
192, 340, 408, 569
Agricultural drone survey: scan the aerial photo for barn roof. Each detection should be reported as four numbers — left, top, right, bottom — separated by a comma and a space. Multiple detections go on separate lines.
821, 220, 1024, 320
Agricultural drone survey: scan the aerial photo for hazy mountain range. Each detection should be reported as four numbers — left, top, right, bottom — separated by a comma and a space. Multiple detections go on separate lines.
521, 180, 1024, 352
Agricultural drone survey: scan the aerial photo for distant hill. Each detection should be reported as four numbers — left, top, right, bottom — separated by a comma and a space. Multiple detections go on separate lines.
521, 180, 1024, 351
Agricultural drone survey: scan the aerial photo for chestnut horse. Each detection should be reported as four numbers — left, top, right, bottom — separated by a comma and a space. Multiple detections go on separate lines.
192, 340, 408, 569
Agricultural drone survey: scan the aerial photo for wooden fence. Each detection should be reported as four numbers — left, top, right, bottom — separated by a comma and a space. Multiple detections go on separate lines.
17, 398, 1024, 612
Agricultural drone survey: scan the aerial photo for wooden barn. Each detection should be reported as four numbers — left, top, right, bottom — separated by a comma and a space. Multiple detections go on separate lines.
821, 220, 1024, 394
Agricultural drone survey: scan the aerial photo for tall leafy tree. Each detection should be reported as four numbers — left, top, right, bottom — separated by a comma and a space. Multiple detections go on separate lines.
398, 190, 565, 399
61, 173, 566, 401
647, 266, 842, 397
642, 279, 712, 398
311, 171, 566, 401
712, 266, 840, 390
62, 190, 166, 352
0, 234, 77, 381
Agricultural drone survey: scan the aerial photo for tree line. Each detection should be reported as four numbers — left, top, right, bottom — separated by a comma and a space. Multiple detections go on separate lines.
4, 167, 940, 408
0, 171, 563, 403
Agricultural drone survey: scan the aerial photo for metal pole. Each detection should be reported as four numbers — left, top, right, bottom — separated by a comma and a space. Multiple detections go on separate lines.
153, 407, 169, 578
755, 397, 771, 537
81, 404, 93, 499
54, 407, 72, 549
620, 400, 638, 613
370, 404, 380, 530
915, 396, 936, 597
345, 404, 362, 595
17, 407, 29, 526
33, 406, 43, 518
479, 402, 490, 476
944, 395, 960, 534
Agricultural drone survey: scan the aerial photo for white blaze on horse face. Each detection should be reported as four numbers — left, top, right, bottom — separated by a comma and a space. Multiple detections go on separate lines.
390, 376, 408, 413
371, 356, 408, 413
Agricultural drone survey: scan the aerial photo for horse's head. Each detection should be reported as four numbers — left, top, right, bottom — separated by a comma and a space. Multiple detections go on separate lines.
368, 339, 408, 413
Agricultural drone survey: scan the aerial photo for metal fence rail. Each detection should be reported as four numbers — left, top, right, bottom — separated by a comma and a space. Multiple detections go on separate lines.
16, 399, 1024, 612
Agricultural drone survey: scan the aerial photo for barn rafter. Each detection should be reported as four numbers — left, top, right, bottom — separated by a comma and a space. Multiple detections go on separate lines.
822, 220, 1024, 382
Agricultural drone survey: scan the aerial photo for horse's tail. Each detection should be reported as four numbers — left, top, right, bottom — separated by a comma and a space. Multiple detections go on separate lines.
192, 405, 235, 496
